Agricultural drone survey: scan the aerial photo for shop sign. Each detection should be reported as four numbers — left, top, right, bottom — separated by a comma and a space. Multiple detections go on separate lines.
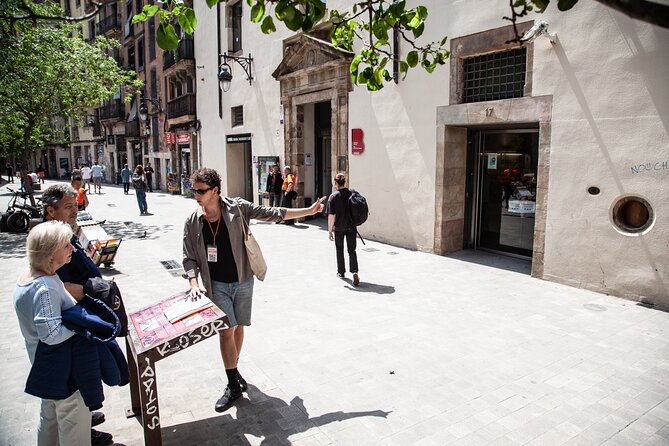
177, 133, 190, 144
226, 133, 252, 143
352, 128, 364, 154
165, 132, 176, 144
508, 200, 536, 214
107, 135, 115, 145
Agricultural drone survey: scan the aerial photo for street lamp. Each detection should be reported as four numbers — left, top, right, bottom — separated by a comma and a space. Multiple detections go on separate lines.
218, 53, 254, 92
139, 98, 162, 122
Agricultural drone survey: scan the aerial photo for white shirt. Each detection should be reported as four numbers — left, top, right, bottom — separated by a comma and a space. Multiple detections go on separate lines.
81, 166, 92, 179
91, 164, 103, 177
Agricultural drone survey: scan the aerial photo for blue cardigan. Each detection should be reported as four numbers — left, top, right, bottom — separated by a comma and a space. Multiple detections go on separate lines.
25, 296, 129, 409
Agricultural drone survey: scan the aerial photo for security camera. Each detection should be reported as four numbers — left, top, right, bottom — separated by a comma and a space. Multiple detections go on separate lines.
520, 20, 551, 43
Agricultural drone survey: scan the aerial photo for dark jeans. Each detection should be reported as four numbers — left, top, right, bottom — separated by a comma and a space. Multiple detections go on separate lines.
135, 188, 148, 214
334, 227, 358, 275
281, 191, 295, 224
123, 182, 130, 193
146, 176, 153, 192
269, 192, 280, 207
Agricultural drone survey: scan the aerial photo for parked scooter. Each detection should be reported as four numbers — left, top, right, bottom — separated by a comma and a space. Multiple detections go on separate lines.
1, 188, 42, 233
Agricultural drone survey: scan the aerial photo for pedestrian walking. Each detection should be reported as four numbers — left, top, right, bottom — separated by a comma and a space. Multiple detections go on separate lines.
121, 164, 131, 194
327, 173, 360, 286
13, 221, 92, 446
36, 164, 46, 184
81, 163, 92, 193
41, 184, 117, 445
182, 167, 324, 413
132, 165, 149, 215
280, 166, 297, 224
91, 160, 103, 194
21, 169, 37, 207
144, 162, 154, 192
5, 162, 14, 182
265, 164, 283, 207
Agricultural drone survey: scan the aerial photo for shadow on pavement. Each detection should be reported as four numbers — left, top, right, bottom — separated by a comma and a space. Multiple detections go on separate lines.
0, 232, 27, 259
445, 250, 531, 275
341, 280, 395, 295
162, 385, 391, 445
103, 220, 175, 241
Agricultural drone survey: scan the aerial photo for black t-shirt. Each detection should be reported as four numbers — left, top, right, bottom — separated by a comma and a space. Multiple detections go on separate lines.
202, 216, 239, 283
327, 188, 352, 232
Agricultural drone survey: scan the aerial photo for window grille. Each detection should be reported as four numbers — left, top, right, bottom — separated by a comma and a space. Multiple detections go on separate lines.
231, 106, 243, 127
463, 47, 526, 103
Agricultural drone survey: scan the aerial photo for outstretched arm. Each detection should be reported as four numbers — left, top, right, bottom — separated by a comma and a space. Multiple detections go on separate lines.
284, 197, 326, 221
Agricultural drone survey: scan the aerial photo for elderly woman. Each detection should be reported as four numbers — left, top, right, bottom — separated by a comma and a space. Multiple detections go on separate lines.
13, 221, 90, 445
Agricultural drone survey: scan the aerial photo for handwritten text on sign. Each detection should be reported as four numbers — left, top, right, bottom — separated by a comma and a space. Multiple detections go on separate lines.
630, 161, 668, 174
156, 319, 226, 357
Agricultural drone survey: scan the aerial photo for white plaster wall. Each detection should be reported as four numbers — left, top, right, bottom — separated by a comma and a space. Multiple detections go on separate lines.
195, 1, 669, 302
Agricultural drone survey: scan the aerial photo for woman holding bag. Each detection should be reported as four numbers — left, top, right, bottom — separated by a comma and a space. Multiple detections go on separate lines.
182, 167, 324, 413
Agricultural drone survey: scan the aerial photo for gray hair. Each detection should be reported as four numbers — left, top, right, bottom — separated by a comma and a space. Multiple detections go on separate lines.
27, 221, 72, 273
41, 184, 77, 218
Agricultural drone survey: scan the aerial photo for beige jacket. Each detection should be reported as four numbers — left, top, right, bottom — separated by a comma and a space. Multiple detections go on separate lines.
182, 197, 286, 294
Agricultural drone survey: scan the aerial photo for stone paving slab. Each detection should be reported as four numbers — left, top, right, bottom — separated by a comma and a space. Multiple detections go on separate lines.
0, 180, 667, 446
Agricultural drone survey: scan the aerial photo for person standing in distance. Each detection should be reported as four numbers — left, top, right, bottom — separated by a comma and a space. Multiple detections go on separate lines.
265, 165, 283, 207
280, 166, 297, 224
80, 163, 92, 193
327, 173, 360, 286
121, 164, 131, 195
183, 167, 324, 413
132, 165, 149, 215
91, 160, 103, 194
144, 162, 154, 192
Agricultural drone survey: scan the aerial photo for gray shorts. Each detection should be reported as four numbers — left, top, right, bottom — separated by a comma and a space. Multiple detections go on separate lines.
210, 278, 254, 327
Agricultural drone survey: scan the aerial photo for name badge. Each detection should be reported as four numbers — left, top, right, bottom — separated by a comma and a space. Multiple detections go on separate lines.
207, 245, 218, 262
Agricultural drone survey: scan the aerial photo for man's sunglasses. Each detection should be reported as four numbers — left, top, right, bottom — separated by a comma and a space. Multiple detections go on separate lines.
192, 187, 213, 195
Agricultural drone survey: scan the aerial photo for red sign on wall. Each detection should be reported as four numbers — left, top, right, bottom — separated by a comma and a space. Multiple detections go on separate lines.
165, 132, 176, 144
352, 128, 365, 155
177, 133, 190, 144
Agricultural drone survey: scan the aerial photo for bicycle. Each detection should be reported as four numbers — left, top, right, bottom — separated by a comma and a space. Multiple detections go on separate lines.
1, 187, 42, 233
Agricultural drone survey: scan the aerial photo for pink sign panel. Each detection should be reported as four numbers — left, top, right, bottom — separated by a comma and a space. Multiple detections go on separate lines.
352, 128, 364, 154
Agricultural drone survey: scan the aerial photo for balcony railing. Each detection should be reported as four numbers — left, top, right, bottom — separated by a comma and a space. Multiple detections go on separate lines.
84, 0, 96, 14
99, 101, 124, 121
167, 93, 196, 119
97, 15, 121, 36
125, 120, 140, 138
163, 39, 195, 70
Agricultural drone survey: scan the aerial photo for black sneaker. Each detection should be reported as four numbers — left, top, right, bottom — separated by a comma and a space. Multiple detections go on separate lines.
337, 273, 345, 279
237, 372, 248, 392
91, 411, 105, 427
91, 429, 113, 446
214, 386, 242, 412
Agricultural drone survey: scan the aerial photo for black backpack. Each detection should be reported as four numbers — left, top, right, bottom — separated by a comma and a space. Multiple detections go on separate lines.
348, 189, 368, 226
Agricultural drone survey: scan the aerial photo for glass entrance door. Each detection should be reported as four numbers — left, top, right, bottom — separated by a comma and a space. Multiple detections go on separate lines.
475, 130, 539, 257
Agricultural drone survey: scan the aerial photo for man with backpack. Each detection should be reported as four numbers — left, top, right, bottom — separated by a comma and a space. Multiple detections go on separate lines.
327, 173, 366, 286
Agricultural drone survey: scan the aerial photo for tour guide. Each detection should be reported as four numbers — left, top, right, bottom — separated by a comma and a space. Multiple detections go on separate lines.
183, 167, 324, 412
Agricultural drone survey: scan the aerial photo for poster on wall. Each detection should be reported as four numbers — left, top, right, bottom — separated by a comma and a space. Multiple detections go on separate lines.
487, 153, 498, 170
257, 156, 280, 193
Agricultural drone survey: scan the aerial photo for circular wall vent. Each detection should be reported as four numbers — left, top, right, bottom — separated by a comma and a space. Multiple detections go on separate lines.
611, 195, 654, 235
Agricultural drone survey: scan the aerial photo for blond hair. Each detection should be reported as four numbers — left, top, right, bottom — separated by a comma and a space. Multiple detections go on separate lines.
27, 221, 73, 273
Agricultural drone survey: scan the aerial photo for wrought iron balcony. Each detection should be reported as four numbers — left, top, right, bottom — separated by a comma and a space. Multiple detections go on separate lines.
125, 120, 140, 138
167, 94, 196, 120
163, 39, 195, 71
99, 101, 124, 121
97, 15, 121, 36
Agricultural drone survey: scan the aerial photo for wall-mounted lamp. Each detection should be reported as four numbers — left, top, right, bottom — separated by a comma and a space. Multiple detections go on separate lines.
139, 98, 163, 122
218, 53, 254, 92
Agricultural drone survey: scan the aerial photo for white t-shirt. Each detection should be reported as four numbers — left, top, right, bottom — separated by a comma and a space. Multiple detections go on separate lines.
91, 164, 103, 177
81, 166, 92, 179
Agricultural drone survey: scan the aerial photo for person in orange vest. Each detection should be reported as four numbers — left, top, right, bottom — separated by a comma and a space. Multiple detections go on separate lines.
71, 175, 89, 211
280, 166, 297, 225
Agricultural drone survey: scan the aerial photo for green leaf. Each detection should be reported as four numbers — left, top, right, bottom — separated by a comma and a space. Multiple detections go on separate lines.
412, 22, 424, 38
261, 15, 276, 34
131, 12, 147, 24
144, 5, 161, 17
416, 6, 428, 20
251, 2, 265, 23
440, 36, 448, 47
283, 7, 304, 31
407, 51, 419, 68
179, 9, 197, 36
557, 0, 579, 11
157, 22, 179, 51
532, 0, 549, 11
206, 0, 220, 7
372, 20, 389, 40
350, 55, 363, 77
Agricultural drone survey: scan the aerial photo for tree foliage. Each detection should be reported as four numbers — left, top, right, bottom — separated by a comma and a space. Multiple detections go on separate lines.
0, 0, 140, 161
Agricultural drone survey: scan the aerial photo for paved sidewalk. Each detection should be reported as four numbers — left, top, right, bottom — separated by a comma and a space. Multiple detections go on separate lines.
0, 180, 667, 446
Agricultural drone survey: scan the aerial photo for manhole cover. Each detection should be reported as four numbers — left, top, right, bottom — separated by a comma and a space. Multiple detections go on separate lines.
583, 303, 607, 312
387, 251, 399, 255
362, 248, 379, 252
107, 204, 117, 207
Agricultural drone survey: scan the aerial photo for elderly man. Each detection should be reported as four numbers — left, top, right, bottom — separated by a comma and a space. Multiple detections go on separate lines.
41, 184, 114, 446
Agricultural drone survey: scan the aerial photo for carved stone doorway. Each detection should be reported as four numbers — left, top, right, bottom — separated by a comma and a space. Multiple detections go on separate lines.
273, 34, 354, 207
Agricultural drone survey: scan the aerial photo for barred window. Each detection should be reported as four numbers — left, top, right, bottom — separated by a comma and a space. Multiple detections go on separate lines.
463, 48, 526, 103
231, 106, 243, 127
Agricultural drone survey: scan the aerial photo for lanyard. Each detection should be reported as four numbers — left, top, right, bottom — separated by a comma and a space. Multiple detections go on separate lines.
206, 215, 221, 240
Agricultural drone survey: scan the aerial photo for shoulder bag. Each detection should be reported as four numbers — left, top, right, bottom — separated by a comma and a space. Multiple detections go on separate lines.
238, 206, 268, 281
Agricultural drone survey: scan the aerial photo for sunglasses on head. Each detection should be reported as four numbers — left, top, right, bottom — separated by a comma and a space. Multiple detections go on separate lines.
192, 187, 213, 196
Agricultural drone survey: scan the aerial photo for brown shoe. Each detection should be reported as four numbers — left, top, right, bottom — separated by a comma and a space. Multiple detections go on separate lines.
353, 273, 360, 286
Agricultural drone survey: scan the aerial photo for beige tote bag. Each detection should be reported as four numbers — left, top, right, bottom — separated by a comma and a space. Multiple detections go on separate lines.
238, 208, 268, 281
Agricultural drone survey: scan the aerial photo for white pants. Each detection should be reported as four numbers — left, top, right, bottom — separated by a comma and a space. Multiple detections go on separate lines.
37, 390, 91, 446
